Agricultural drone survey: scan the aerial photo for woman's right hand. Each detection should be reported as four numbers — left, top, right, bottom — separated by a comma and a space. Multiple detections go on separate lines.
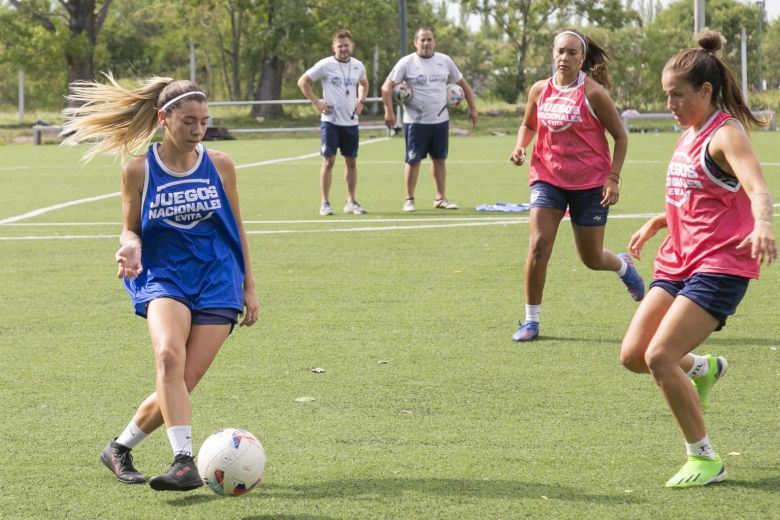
628, 216, 664, 260
116, 241, 142, 279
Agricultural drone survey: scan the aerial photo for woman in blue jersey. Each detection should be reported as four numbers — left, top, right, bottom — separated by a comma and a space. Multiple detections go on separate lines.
62, 74, 259, 492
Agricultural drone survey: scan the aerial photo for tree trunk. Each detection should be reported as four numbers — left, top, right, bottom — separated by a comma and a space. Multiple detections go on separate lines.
251, 56, 285, 119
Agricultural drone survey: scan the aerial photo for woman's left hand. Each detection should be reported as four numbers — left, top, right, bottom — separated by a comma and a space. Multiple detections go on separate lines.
738, 221, 777, 266
240, 286, 260, 327
601, 179, 620, 207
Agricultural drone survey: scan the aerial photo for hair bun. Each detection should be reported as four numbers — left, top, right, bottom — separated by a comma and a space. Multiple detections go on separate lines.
698, 31, 724, 53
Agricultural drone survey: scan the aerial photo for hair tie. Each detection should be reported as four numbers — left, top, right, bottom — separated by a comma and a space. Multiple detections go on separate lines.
556, 31, 587, 54
159, 91, 206, 112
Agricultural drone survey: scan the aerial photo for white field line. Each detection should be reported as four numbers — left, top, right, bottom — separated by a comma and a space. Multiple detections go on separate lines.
236, 136, 389, 169
0, 212, 665, 241
0, 192, 121, 224
0, 137, 391, 224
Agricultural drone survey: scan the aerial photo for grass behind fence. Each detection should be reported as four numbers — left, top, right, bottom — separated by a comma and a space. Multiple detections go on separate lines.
1, 133, 779, 519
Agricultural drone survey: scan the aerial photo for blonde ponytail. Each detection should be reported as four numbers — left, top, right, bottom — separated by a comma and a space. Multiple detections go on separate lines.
62, 73, 207, 162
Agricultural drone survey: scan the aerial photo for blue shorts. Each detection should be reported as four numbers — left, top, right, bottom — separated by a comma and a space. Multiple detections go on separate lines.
529, 181, 608, 227
404, 122, 449, 163
650, 273, 750, 331
320, 122, 359, 158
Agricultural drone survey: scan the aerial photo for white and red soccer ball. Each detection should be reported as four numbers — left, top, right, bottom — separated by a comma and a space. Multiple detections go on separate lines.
197, 428, 266, 496
392, 82, 412, 104
446, 83, 465, 107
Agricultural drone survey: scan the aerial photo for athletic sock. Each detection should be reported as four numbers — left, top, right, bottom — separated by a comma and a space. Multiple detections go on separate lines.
166, 425, 194, 457
525, 304, 541, 323
687, 354, 709, 378
116, 419, 148, 450
686, 436, 716, 459
616, 256, 628, 277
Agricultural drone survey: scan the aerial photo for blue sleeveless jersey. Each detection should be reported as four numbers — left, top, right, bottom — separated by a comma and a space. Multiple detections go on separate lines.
124, 143, 245, 317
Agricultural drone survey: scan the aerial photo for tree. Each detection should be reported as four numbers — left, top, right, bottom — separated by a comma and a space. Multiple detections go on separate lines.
762, 18, 780, 89
459, 0, 640, 103
8, 0, 113, 105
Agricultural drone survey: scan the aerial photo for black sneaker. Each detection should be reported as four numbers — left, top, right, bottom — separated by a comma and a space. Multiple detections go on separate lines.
100, 439, 145, 484
148, 454, 203, 491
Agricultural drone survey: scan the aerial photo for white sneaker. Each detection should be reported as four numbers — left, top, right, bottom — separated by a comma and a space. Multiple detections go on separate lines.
320, 202, 333, 216
434, 198, 459, 209
343, 200, 367, 215
403, 198, 416, 212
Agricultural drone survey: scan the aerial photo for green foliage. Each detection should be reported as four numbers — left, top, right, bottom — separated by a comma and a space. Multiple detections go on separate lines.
0, 0, 775, 114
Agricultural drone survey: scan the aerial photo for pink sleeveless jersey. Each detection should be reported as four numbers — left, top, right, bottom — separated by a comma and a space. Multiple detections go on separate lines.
529, 72, 612, 189
654, 111, 759, 281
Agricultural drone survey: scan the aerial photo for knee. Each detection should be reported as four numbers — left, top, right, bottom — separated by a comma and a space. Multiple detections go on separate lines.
154, 344, 185, 379
528, 236, 553, 263
619, 344, 647, 373
580, 254, 604, 270
644, 346, 674, 376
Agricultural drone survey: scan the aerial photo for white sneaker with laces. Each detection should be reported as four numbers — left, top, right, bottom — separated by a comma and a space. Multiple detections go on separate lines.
344, 200, 367, 215
403, 198, 416, 212
434, 198, 459, 209
320, 202, 333, 216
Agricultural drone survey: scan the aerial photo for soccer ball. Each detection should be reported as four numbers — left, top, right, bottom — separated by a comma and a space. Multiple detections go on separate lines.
197, 428, 266, 496
392, 82, 412, 104
446, 83, 465, 107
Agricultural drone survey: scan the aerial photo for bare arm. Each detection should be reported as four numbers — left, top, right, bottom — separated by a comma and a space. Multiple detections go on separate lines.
116, 158, 144, 279
509, 80, 544, 166
587, 78, 628, 207
354, 77, 369, 116
455, 77, 478, 127
381, 78, 396, 129
711, 123, 776, 265
297, 73, 331, 115
628, 214, 667, 261
211, 150, 260, 326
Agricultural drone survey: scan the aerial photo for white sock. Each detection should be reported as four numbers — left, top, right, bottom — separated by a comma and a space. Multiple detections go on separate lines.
525, 304, 541, 323
687, 354, 709, 378
166, 425, 193, 457
686, 436, 716, 459
116, 419, 148, 450
616, 256, 628, 277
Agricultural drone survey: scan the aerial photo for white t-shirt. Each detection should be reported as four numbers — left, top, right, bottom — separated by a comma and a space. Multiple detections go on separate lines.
306, 56, 367, 127
386, 52, 463, 124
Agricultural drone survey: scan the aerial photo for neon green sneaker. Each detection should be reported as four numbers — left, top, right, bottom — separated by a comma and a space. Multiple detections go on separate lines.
665, 454, 726, 488
693, 355, 728, 409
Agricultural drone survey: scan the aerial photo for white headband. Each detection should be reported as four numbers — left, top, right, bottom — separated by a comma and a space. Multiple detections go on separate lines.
159, 91, 206, 112
556, 31, 587, 54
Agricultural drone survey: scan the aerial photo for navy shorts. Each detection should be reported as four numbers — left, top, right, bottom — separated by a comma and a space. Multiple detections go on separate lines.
320, 122, 359, 158
529, 181, 608, 227
650, 273, 750, 331
153, 296, 240, 332
404, 122, 449, 163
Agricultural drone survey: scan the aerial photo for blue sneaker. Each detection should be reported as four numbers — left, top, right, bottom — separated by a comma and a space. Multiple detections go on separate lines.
512, 321, 539, 342
618, 253, 645, 301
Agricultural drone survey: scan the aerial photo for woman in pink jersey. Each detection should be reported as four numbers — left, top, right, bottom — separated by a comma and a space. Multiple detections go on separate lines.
620, 32, 775, 488
509, 29, 643, 342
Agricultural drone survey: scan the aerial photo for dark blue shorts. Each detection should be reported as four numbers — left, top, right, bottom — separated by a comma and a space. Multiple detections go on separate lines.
404, 122, 449, 163
320, 122, 359, 158
152, 296, 240, 332
650, 273, 750, 331
529, 181, 608, 227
